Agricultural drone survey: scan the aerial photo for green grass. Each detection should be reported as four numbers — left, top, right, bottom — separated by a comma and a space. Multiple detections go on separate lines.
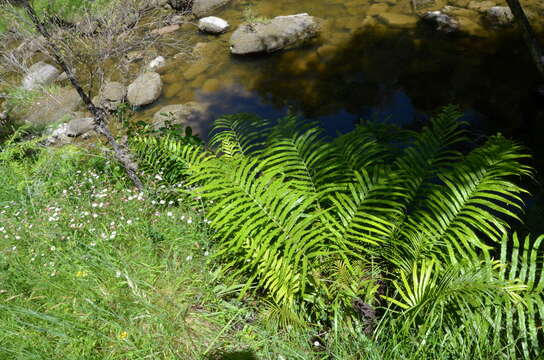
0, 0, 113, 33
0, 136, 534, 359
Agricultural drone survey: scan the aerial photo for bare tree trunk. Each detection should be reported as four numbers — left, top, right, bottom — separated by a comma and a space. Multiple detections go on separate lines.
505, 0, 544, 78
20, 0, 144, 190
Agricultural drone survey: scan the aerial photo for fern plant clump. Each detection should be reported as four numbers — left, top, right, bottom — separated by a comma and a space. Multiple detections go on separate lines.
132, 107, 544, 358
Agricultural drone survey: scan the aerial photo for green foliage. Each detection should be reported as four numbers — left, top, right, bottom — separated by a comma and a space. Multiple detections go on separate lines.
0, 0, 112, 33
137, 106, 543, 357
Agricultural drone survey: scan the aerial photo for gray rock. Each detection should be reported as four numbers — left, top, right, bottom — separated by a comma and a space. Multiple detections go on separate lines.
20, 87, 82, 126
127, 72, 163, 107
422, 11, 460, 33
147, 56, 166, 71
94, 82, 127, 112
66, 115, 95, 137
192, 0, 231, 17
198, 16, 230, 34
230, 13, 319, 55
485, 6, 514, 27
152, 102, 207, 129
44, 111, 96, 145
22, 62, 60, 90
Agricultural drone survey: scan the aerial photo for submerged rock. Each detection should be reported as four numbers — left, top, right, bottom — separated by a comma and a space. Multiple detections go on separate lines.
94, 82, 127, 112
422, 11, 460, 33
192, 0, 231, 17
152, 102, 207, 129
230, 13, 319, 55
198, 16, 230, 34
485, 6, 514, 27
376, 13, 418, 28
22, 62, 60, 90
127, 72, 163, 107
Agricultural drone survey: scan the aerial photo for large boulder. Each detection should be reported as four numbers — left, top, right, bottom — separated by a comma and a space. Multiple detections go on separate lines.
192, 0, 231, 17
152, 102, 207, 129
230, 13, 319, 55
93, 81, 127, 112
198, 16, 230, 34
22, 62, 60, 90
127, 72, 163, 107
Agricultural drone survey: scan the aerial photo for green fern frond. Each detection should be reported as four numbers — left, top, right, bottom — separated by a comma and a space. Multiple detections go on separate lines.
209, 113, 270, 156
333, 125, 395, 177
262, 126, 341, 199
395, 105, 467, 207
495, 233, 544, 359
382, 259, 525, 334
131, 135, 207, 182
324, 168, 403, 251
190, 156, 329, 304
402, 135, 531, 263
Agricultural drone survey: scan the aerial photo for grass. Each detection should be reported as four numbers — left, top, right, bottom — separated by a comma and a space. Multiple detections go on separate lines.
0, 139, 529, 359
0, 0, 112, 33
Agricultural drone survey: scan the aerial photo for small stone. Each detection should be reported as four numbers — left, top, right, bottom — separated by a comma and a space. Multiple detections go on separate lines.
148, 56, 166, 71
198, 16, 230, 34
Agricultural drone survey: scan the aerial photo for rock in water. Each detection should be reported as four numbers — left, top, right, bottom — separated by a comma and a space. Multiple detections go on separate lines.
198, 16, 230, 34
127, 72, 163, 107
192, 0, 231, 17
422, 11, 460, 33
230, 13, 319, 55
22, 62, 60, 90
485, 6, 514, 27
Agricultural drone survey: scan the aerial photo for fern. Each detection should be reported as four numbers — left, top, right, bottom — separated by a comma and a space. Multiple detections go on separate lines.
135, 107, 542, 357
